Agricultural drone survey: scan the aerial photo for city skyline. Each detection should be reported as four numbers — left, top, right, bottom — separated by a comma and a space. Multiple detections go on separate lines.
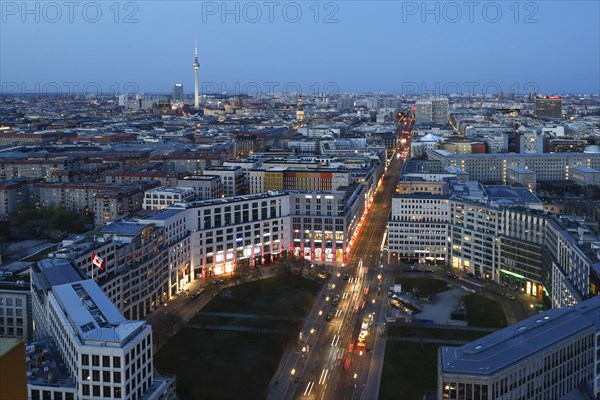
1, 1, 599, 94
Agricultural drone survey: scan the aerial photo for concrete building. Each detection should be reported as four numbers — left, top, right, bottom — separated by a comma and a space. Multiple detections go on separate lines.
428, 150, 600, 184
100, 215, 190, 319
177, 175, 223, 200
28, 279, 175, 400
172, 83, 184, 103
387, 194, 450, 265
570, 166, 600, 187
31, 259, 87, 340
506, 166, 537, 191
438, 295, 600, 400
203, 166, 245, 197
173, 192, 291, 279
0, 179, 38, 219
415, 100, 433, 124
93, 185, 150, 226
142, 187, 195, 210
0, 283, 32, 341
396, 181, 448, 195
249, 167, 351, 194
432, 97, 449, 125
289, 185, 365, 264
534, 95, 563, 118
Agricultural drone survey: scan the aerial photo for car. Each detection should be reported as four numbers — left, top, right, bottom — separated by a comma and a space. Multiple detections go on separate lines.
467, 272, 475, 278
293, 376, 300, 383
505, 293, 517, 300
326, 313, 333, 321
213, 279, 224, 285
447, 273, 458, 279
343, 274, 350, 281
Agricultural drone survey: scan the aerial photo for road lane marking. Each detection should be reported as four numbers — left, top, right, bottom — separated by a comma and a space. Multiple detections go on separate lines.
304, 381, 315, 396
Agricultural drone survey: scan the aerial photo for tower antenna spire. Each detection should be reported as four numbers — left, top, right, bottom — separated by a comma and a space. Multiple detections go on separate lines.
193, 34, 200, 109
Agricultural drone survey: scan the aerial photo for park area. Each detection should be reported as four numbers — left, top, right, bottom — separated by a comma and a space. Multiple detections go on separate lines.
154, 271, 323, 400
379, 341, 448, 400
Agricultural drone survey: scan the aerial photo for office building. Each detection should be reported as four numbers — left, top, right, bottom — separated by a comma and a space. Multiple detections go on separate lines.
142, 187, 195, 210
387, 193, 450, 264
174, 192, 291, 278
438, 295, 600, 400
203, 166, 245, 197
0, 283, 32, 341
172, 83, 184, 103
415, 100, 433, 124
28, 279, 175, 400
178, 175, 223, 200
432, 97, 449, 125
534, 95, 563, 118
289, 185, 365, 264
428, 150, 600, 184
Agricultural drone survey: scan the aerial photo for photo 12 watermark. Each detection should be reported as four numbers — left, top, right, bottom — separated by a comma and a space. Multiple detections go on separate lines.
0, 1, 140, 24
201, 1, 339, 24
401, 1, 540, 24
400, 81, 539, 97
0, 81, 141, 97
201, 81, 339, 96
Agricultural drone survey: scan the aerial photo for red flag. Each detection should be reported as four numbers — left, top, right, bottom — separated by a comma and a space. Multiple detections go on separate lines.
92, 253, 106, 271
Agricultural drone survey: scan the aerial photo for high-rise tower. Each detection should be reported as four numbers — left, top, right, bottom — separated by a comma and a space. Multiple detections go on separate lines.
193, 37, 200, 108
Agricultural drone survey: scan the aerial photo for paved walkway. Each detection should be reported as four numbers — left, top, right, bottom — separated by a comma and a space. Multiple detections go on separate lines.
196, 311, 306, 321
187, 324, 292, 335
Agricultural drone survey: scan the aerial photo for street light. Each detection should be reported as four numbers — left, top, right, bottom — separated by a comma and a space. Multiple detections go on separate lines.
291, 368, 296, 375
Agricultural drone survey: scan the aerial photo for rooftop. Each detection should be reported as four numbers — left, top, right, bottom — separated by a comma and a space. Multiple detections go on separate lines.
31, 259, 86, 292
51, 280, 145, 344
440, 295, 600, 376
101, 221, 148, 236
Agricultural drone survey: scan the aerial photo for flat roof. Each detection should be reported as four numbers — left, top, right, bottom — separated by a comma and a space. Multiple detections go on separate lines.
440, 296, 600, 376
141, 208, 185, 221
52, 280, 145, 344
32, 259, 85, 292
172, 191, 287, 209
102, 221, 148, 236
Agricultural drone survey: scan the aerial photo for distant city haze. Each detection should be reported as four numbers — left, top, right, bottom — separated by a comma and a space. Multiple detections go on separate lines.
1, 1, 599, 94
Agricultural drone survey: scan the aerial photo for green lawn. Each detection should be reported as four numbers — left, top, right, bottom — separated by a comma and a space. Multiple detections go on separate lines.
380, 341, 450, 400
200, 271, 323, 317
464, 294, 508, 328
155, 327, 291, 400
395, 277, 450, 298
155, 272, 323, 400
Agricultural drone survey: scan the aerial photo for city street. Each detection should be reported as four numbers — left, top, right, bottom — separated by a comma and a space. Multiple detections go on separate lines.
268, 118, 410, 400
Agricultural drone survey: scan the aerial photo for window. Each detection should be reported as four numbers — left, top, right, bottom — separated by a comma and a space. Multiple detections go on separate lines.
103, 355, 110, 368
104, 386, 111, 397
92, 355, 99, 366
113, 356, 121, 368
82, 354, 89, 366
93, 385, 100, 397
114, 371, 121, 383
83, 385, 90, 396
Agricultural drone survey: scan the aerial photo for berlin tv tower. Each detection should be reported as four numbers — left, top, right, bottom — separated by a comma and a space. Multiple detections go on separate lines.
193, 36, 200, 108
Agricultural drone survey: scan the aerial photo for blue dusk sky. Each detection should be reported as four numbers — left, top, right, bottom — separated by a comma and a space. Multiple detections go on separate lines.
1, 1, 598, 95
